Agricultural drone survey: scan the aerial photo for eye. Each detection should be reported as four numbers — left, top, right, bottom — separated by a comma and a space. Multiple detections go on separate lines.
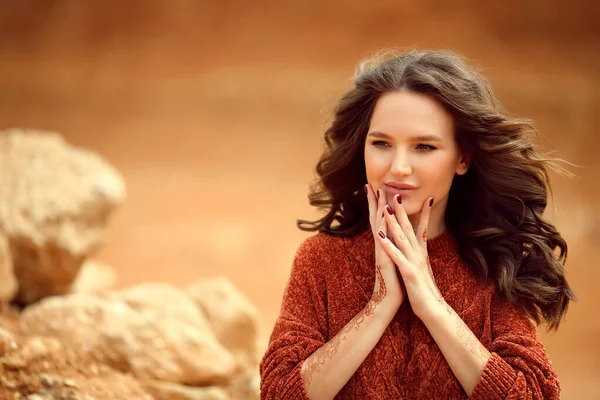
372, 140, 390, 148
416, 144, 437, 151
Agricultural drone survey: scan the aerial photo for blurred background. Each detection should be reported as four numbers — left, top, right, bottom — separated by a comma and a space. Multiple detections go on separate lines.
0, 0, 598, 397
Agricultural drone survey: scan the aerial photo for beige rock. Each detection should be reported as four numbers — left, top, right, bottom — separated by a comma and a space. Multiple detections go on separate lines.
20, 284, 236, 385
0, 129, 126, 304
0, 333, 153, 400
69, 259, 118, 293
227, 366, 260, 400
143, 380, 230, 400
0, 326, 18, 356
186, 277, 261, 368
119, 282, 212, 332
1, 336, 63, 370
19, 336, 63, 364
0, 233, 18, 302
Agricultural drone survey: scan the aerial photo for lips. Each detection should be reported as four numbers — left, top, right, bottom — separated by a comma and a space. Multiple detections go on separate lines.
384, 183, 417, 196
384, 182, 417, 190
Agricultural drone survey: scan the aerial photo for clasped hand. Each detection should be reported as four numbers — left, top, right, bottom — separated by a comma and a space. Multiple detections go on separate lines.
366, 184, 446, 322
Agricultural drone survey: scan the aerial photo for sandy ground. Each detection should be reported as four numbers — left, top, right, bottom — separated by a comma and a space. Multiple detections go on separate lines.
0, 1, 599, 398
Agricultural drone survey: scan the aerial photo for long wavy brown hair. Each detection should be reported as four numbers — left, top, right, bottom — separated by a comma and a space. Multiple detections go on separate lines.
298, 50, 575, 330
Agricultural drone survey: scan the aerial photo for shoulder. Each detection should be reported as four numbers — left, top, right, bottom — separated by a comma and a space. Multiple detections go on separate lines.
294, 232, 348, 262
292, 229, 371, 274
489, 289, 538, 334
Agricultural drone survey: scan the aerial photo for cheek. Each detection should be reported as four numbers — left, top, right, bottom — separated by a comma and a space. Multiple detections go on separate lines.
418, 156, 458, 186
364, 148, 387, 179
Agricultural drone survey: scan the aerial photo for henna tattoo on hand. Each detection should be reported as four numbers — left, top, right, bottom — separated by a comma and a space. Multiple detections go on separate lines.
301, 264, 387, 388
455, 312, 491, 367
425, 256, 433, 276
439, 301, 491, 368
422, 228, 427, 242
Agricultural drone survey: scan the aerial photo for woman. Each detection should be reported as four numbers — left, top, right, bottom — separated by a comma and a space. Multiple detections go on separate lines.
259, 50, 575, 399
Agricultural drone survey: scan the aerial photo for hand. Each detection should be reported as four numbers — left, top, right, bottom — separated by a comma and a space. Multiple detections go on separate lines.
376, 195, 444, 322
365, 184, 405, 310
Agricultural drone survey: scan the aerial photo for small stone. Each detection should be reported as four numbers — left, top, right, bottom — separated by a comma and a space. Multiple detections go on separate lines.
63, 379, 77, 388
70, 260, 117, 294
40, 373, 59, 387
89, 363, 99, 375
2, 356, 26, 369
0, 232, 17, 302
0, 375, 17, 388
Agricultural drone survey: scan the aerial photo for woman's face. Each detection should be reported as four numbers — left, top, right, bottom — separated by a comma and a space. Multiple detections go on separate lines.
364, 90, 467, 222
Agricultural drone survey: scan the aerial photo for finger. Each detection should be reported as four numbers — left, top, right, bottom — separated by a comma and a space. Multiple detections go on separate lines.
365, 184, 377, 232
377, 188, 386, 219
391, 194, 420, 251
383, 203, 412, 256
375, 200, 397, 263
376, 203, 389, 248
375, 189, 388, 240
375, 189, 391, 246
415, 197, 434, 251
376, 230, 411, 276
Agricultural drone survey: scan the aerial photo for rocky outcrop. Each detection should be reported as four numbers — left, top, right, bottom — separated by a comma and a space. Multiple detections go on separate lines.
0, 128, 126, 304
20, 284, 236, 385
186, 277, 262, 369
0, 327, 153, 399
0, 130, 261, 399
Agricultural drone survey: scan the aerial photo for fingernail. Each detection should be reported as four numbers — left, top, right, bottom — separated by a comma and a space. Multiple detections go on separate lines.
396, 194, 402, 204
378, 231, 385, 239
376, 190, 380, 200
364, 185, 368, 194
385, 205, 393, 214
429, 198, 434, 207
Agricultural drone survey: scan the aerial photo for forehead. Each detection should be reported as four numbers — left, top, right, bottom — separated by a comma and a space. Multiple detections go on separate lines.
369, 91, 455, 140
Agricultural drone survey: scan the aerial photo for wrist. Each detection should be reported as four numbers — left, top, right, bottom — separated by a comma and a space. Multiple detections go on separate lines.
419, 299, 452, 327
367, 294, 400, 323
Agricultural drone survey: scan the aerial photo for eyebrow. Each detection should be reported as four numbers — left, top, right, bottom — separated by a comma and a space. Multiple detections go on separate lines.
367, 131, 443, 141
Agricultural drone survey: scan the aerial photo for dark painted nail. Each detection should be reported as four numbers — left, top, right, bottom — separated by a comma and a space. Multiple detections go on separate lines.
364, 185, 368, 194
385, 205, 393, 214
429, 198, 434, 207
396, 194, 402, 204
376, 190, 380, 200
378, 231, 385, 239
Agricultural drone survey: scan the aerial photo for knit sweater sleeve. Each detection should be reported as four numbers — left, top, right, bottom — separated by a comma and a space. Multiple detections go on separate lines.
470, 292, 561, 400
259, 236, 329, 400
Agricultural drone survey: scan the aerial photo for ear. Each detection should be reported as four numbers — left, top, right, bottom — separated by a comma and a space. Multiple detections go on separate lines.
455, 155, 470, 176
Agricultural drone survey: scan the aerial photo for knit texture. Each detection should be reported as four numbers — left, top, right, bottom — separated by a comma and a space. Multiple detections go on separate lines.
260, 229, 561, 399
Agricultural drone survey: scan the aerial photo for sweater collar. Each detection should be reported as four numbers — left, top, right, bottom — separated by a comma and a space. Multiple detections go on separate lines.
427, 230, 458, 259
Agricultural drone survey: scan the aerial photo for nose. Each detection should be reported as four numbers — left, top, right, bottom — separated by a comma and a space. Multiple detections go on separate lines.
390, 149, 412, 176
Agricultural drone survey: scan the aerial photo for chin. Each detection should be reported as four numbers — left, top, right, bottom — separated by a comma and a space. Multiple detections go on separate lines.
402, 200, 425, 217
403, 207, 421, 217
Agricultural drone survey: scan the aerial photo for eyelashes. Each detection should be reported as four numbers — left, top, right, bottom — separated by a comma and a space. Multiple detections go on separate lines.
371, 141, 437, 151
416, 144, 437, 151
372, 140, 389, 147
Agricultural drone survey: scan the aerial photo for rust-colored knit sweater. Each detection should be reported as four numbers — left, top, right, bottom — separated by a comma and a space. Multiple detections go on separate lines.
260, 229, 560, 399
